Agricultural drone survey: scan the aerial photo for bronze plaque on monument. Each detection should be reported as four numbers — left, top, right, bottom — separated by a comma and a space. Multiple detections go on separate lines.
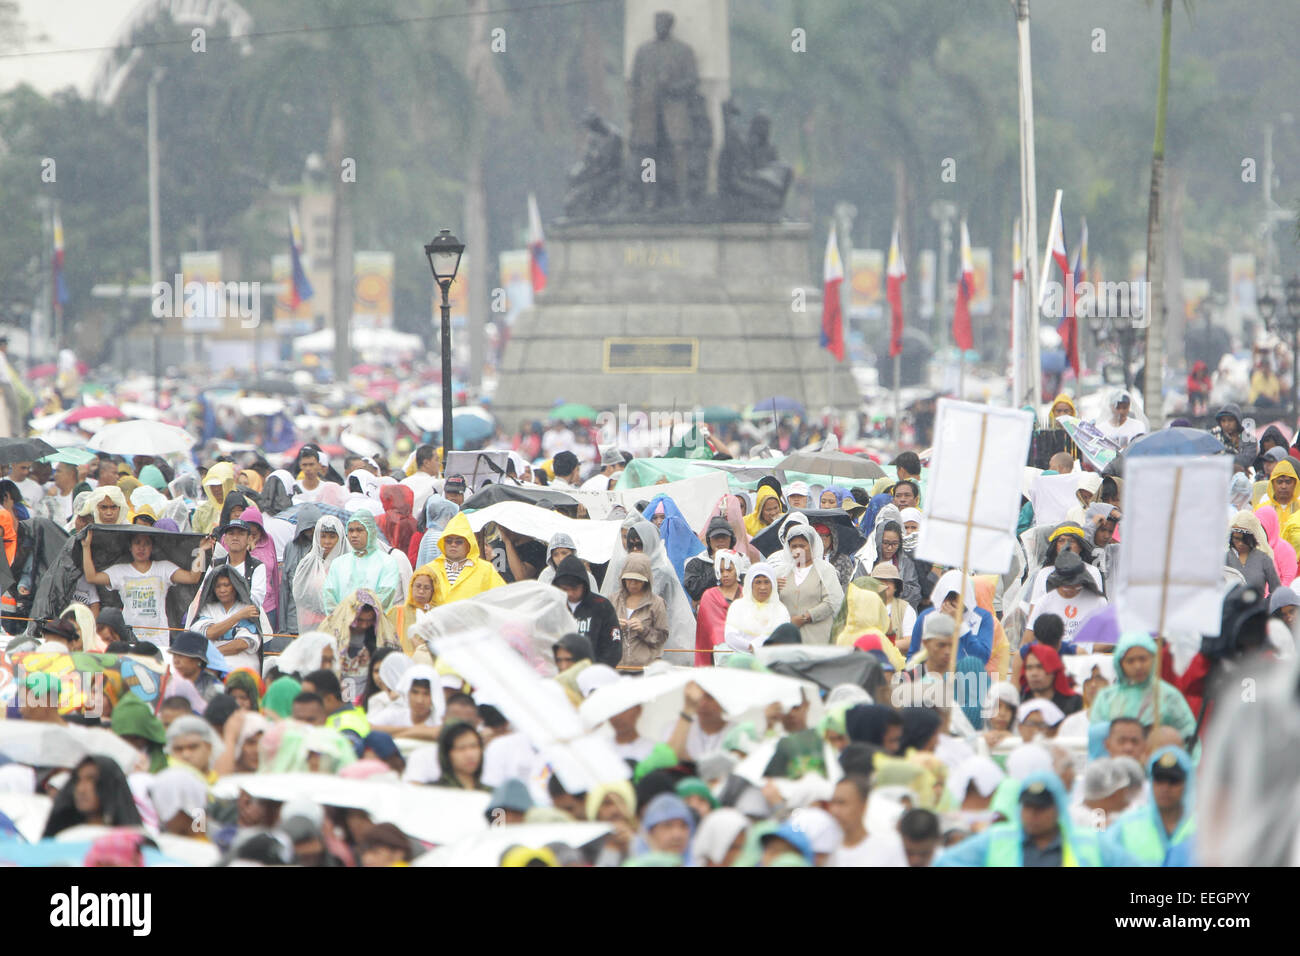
603, 337, 698, 372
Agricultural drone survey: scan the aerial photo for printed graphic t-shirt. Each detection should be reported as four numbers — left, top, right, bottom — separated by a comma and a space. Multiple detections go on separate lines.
105, 560, 181, 648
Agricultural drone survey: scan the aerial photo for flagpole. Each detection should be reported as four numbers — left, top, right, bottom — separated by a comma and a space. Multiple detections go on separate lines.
893, 354, 901, 446
1037, 190, 1064, 317
1016, 0, 1042, 408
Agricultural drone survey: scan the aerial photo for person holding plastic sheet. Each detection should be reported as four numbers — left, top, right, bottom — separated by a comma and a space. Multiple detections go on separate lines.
82, 528, 211, 650
188, 565, 267, 674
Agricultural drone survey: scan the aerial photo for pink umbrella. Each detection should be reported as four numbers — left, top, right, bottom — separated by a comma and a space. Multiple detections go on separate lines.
64, 405, 126, 424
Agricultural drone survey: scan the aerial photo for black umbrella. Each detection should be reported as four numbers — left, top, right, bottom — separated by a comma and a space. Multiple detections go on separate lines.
0, 437, 57, 466
764, 650, 887, 696
461, 484, 578, 510
750, 509, 866, 557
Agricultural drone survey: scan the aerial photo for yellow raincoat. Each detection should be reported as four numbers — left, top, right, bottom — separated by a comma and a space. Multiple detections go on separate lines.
743, 485, 784, 538
1263, 459, 1300, 529
833, 584, 906, 670
429, 513, 505, 604
192, 462, 237, 535
387, 562, 438, 655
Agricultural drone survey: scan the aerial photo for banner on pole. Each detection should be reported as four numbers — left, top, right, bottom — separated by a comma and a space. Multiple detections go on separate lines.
914, 400, 1034, 574
1115, 455, 1230, 638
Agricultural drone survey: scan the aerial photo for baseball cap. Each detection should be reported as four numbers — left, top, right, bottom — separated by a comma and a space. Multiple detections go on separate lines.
444, 475, 467, 494
1150, 750, 1188, 784
786, 481, 810, 497
1019, 779, 1056, 809
1264, 446, 1289, 463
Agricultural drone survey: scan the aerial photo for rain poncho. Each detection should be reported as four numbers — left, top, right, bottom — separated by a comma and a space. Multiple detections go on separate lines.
275, 631, 339, 679
322, 510, 402, 613
908, 570, 994, 664
1255, 504, 1298, 586
319, 589, 401, 702
743, 485, 784, 538
413, 495, 460, 568
767, 521, 845, 646
192, 462, 237, 535
240, 505, 281, 618
81, 486, 131, 525
700, 493, 761, 563
1104, 745, 1195, 866
1089, 632, 1196, 738
723, 562, 790, 652
852, 504, 921, 608
279, 504, 322, 634
599, 515, 695, 655
292, 514, 345, 632
429, 512, 506, 605
376, 484, 418, 556
536, 531, 599, 591
833, 581, 890, 647
388, 563, 438, 655
643, 494, 705, 586
1263, 458, 1300, 527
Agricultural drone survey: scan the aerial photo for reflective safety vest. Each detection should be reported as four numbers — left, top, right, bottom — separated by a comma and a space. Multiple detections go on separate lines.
1113, 810, 1195, 865
984, 823, 1102, 867
325, 706, 371, 739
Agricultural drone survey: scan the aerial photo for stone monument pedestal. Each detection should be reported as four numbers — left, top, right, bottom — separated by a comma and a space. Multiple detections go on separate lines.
492, 222, 861, 426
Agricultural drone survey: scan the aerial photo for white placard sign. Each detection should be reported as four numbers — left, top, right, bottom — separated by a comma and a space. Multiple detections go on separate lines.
1115, 454, 1230, 637
914, 400, 1035, 574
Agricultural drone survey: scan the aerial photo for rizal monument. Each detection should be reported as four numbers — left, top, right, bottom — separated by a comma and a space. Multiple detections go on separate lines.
492, 0, 859, 425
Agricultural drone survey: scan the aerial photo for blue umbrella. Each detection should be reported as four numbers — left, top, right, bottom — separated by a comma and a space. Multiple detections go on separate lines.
752, 396, 806, 417
1122, 427, 1226, 458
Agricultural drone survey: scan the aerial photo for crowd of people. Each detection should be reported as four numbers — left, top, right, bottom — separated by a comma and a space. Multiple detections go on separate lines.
0, 387, 1294, 869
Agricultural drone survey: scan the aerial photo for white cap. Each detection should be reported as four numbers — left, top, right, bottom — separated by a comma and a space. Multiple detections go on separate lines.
786, 481, 810, 497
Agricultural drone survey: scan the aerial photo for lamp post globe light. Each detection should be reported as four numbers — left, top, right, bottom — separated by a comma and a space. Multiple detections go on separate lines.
423, 230, 464, 472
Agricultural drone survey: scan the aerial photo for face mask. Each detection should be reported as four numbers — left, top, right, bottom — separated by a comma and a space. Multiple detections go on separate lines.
903, 532, 919, 552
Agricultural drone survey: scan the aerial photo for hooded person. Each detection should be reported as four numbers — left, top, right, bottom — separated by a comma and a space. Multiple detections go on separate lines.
865, 563, 917, 650
935, 770, 1136, 866
275, 632, 338, 681
852, 505, 921, 608
319, 589, 402, 703
694, 548, 748, 666
376, 484, 419, 558
743, 484, 785, 538
261, 675, 302, 719
428, 512, 506, 605
1027, 551, 1109, 643
642, 494, 705, 587
551, 553, 622, 667
600, 515, 695, 656
1261, 458, 1300, 527
1019, 644, 1083, 717
411, 494, 460, 568
41, 755, 144, 837
815, 521, 856, 590
186, 564, 271, 674
388, 562, 438, 656
1104, 746, 1195, 866
322, 510, 402, 614
613, 553, 669, 668
192, 462, 237, 536
237, 504, 281, 629
1227, 509, 1281, 597
1089, 633, 1197, 739
261, 468, 296, 516
767, 521, 844, 646
1210, 402, 1247, 454
691, 807, 750, 867
701, 493, 761, 564
292, 514, 345, 632
723, 561, 790, 653
537, 532, 599, 591
279, 503, 323, 635
908, 570, 994, 664
1024, 521, 1104, 612
684, 514, 738, 603
111, 690, 169, 773
1255, 504, 1298, 585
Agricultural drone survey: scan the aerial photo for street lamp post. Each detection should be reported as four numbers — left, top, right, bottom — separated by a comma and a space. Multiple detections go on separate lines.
424, 230, 465, 472
1286, 276, 1300, 434
1086, 311, 1134, 392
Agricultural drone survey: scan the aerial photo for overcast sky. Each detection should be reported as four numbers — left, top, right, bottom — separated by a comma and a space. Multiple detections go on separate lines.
0, 0, 139, 96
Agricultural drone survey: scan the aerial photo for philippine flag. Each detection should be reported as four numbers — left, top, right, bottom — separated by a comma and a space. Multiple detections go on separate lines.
951, 219, 974, 352
820, 222, 845, 362
1059, 217, 1085, 379
528, 192, 548, 294
886, 219, 906, 359
288, 208, 314, 308
52, 210, 68, 313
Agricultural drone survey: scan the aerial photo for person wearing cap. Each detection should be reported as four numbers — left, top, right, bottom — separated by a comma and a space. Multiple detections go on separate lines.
1026, 551, 1108, 645
33, 616, 83, 654
758, 820, 815, 866
869, 561, 916, 649
785, 481, 811, 510
442, 474, 467, 507
936, 770, 1136, 866
1071, 758, 1134, 831
1092, 390, 1147, 448
636, 792, 694, 863
903, 608, 956, 681
1104, 746, 1195, 866
613, 553, 668, 668
1015, 698, 1065, 742
551, 555, 622, 667
580, 445, 625, 491
486, 778, 534, 825
1024, 522, 1104, 613
169, 630, 224, 705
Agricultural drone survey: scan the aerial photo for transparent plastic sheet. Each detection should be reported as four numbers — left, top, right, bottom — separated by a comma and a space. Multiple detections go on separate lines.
1199, 653, 1300, 866
410, 580, 578, 678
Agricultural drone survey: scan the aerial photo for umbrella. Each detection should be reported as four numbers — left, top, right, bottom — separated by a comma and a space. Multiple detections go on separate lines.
698, 405, 741, 423
750, 395, 806, 418
548, 402, 599, 422
0, 838, 184, 867
0, 437, 56, 466
39, 446, 98, 466
414, 823, 613, 867
452, 408, 495, 446
63, 405, 126, 425
87, 420, 195, 457
0, 721, 143, 773
1121, 427, 1226, 460
461, 484, 578, 511
755, 644, 888, 694
0, 793, 52, 843
750, 508, 866, 557
776, 450, 886, 481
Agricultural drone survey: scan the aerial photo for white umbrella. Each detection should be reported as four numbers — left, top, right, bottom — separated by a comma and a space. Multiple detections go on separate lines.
0, 792, 52, 843
87, 419, 195, 457
211, 773, 490, 846
412, 822, 612, 867
339, 428, 383, 459
53, 824, 220, 867
0, 722, 143, 774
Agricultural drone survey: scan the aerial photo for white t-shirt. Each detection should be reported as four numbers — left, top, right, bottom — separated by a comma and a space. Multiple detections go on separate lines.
480, 732, 541, 789
15, 477, 43, 506
1027, 589, 1109, 642
829, 831, 908, 867
1025, 563, 1104, 612
72, 575, 100, 608
680, 721, 733, 761
105, 560, 181, 648
191, 600, 262, 672
1094, 416, 1146, 447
